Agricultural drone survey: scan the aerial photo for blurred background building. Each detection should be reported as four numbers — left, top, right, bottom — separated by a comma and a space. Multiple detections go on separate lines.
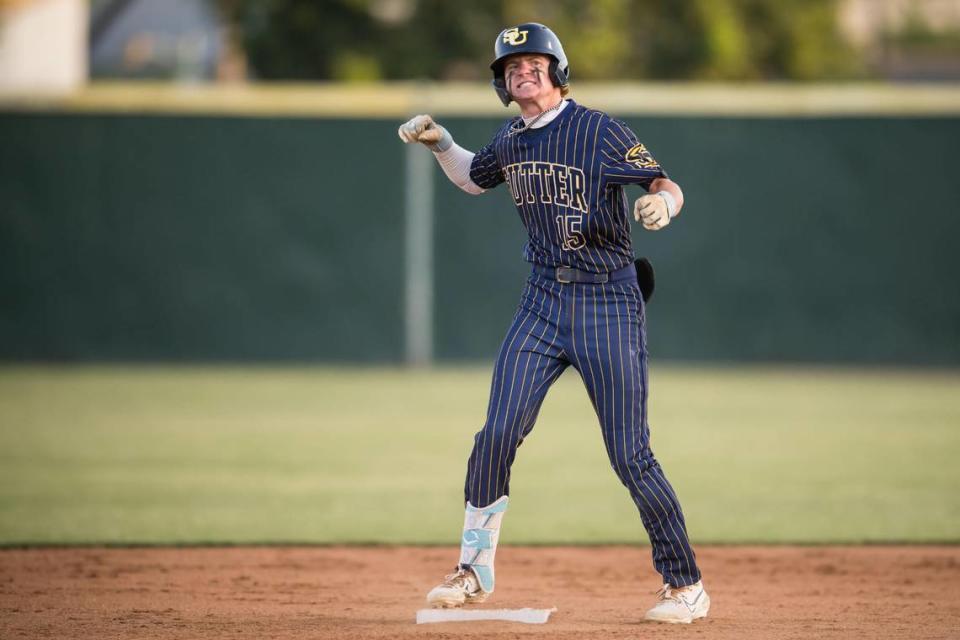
0, 0, 87, 93
88, 0, 233, 82
841, 0, 960, 80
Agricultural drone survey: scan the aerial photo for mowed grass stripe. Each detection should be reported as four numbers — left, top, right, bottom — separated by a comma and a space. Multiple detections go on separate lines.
0, 365, 957, 545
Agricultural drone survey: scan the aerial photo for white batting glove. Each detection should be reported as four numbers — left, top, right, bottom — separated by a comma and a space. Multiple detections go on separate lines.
634, 191, 677, 231
397, 114, 453, 152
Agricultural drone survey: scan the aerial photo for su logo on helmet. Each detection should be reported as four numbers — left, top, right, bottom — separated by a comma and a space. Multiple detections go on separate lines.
502, 27, 528, 45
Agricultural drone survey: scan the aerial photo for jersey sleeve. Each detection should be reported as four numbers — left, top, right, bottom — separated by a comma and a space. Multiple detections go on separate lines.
600, 119, 668, 189
469, 141, 505, 190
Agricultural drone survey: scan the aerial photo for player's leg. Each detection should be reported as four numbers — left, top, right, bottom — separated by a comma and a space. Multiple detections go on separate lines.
568, 281, 703, 590
427, 277, 568, 607
464, 307, 568, 509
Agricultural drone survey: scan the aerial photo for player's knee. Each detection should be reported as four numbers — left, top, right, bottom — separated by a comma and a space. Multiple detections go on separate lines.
483, 410, 526, 439
609, 449, 656, 483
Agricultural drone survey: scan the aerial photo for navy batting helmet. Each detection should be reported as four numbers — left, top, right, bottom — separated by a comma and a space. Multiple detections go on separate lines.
490, 23, 569, 107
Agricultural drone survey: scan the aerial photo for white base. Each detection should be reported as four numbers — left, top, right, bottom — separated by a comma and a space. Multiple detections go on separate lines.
416, 607, 557, 625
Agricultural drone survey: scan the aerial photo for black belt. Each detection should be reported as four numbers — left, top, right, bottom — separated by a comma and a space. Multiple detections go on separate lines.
533, 263, 635, 284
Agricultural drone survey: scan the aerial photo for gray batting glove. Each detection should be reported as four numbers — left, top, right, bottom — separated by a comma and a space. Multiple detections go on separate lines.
397, 114, 453, 152
634, 191, 677, 231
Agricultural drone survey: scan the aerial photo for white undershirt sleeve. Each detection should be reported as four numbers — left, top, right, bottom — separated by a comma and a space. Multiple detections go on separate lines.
432, 142, 485, 195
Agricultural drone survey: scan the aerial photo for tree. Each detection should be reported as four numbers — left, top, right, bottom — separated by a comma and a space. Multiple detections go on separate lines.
217, 0, 862, 82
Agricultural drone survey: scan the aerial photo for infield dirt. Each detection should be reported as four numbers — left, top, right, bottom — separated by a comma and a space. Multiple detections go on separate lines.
2, 545, 958, 639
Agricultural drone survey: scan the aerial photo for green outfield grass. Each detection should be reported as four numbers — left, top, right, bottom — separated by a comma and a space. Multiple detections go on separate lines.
0, 364, 958, 545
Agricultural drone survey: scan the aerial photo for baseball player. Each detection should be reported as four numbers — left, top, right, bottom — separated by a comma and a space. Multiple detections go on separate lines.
398, 22, 709, 624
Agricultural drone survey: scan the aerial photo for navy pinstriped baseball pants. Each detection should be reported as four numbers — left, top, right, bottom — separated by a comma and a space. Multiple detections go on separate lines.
464, 269, 702, 587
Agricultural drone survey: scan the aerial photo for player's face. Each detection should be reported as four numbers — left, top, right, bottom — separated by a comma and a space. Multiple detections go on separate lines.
504, 54, 554, 102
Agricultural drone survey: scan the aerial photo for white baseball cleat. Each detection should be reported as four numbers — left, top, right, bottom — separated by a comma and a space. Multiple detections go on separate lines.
426, 568, 489, 608
644, 581, 710, 624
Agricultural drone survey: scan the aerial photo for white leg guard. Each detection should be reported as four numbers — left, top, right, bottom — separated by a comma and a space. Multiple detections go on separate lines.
459, 495, 508, 593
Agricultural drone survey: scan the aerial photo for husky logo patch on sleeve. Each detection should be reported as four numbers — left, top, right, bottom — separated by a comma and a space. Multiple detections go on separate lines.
625, 143, 659, 169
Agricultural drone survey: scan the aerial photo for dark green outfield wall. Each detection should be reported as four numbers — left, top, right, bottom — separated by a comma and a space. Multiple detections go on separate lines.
2, 112, 958, 364
0, 114, 404, 361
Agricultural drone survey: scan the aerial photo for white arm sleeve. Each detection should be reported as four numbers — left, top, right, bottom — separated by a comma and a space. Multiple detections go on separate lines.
432, 143, 485, 195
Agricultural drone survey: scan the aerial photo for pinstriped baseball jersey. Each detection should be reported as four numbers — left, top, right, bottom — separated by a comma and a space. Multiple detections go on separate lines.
469, 100, 667, 273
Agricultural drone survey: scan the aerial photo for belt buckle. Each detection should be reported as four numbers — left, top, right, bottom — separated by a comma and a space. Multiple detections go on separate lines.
556, 267, 574, 284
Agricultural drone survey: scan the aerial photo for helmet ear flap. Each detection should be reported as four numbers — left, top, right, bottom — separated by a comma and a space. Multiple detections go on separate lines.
492, 76, 512, 107
548, 58, 568, 88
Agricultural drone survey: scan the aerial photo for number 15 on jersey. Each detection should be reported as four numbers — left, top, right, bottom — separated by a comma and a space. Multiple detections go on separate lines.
556, 213, 585, 251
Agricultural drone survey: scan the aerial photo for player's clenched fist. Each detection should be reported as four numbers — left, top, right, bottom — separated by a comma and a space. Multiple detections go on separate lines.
634, 192, 676, 231
398, 114, 452, 152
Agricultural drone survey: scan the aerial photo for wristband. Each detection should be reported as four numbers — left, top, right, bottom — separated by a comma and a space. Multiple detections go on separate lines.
656, 190, 677, 219
428, 126, 453, 153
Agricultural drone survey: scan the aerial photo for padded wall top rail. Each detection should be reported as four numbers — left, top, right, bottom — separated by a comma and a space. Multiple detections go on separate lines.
3, 82, 960, 118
